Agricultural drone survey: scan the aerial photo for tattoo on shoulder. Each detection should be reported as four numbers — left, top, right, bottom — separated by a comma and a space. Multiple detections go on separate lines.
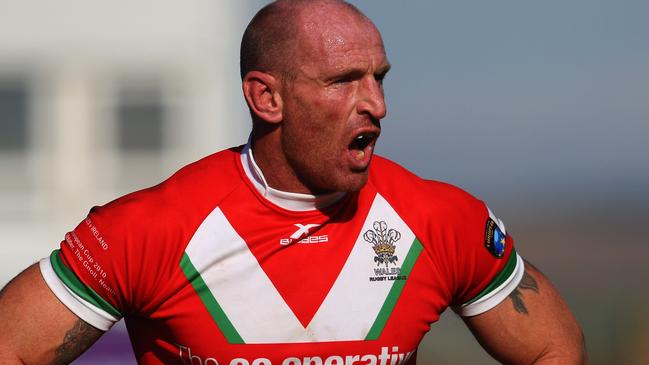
51, 319, 103, 365
508, 263, 540, 315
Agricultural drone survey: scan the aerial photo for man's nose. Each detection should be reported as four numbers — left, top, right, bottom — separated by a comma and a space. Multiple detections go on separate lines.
357, 76, 387, 120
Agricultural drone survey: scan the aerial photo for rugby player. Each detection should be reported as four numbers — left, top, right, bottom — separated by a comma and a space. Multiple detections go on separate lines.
0, 1, 587, 364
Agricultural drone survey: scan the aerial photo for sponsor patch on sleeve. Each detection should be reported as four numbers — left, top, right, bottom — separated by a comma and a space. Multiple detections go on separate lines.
484, 208, 507, 258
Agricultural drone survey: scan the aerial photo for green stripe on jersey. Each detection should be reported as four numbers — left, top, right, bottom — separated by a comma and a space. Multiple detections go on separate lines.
463, 249, 518, 306
49, 250, 121, 317
180, 253, 244, 344
365, 238, 423, 340
179, 196, 420, 343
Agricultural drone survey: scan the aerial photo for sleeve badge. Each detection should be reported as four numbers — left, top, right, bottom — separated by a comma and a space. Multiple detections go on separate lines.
484, 207, 507, 258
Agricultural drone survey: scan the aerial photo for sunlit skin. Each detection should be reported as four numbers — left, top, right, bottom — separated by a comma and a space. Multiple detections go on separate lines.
249, 2, 391, 194
0, 2, 588, 365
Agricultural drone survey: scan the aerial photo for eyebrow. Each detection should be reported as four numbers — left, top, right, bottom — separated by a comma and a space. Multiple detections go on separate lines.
326, 61, 391, 82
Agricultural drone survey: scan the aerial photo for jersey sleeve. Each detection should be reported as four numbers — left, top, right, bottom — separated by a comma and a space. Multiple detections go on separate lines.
39, 250, 121, 331
39, 189, 188, 330
40, 209, 125, 331
450, 203, 524, 317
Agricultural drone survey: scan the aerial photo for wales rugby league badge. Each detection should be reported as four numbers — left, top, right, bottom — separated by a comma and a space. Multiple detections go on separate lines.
364, 221, 401, 267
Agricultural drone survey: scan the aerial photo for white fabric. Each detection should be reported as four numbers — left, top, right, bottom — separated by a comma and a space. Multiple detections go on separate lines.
39, 258, 119, 331
240, 140, 345, 211
488, 207, 507, 234
184, 194, 418, 343
455, 253, 525, 317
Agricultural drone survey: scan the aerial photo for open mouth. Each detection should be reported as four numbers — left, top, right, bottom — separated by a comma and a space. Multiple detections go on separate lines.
348, 132, 379, 165
350, 133, 375, 150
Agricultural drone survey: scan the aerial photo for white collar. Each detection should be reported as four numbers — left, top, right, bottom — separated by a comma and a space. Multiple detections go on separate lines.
240, 140, 346, 212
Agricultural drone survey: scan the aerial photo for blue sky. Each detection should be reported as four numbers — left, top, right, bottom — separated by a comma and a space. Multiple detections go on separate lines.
324, 1, 649, 200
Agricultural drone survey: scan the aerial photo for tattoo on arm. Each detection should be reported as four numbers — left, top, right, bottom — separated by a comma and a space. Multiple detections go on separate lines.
51, 319, 103, 365
508, 262, 540, 315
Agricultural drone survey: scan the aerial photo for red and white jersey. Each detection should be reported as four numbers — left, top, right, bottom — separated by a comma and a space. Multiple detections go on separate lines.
40, 142, 523, 365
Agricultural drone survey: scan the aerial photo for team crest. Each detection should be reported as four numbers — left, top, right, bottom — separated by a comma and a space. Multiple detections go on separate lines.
364, 221, 401, 267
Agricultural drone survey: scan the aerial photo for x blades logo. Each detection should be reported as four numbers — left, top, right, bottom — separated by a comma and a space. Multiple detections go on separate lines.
279, 223, 328, 245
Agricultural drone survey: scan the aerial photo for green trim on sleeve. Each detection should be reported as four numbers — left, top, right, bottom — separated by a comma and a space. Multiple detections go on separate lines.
463, 249, 518, 306
49, 250, 122, 317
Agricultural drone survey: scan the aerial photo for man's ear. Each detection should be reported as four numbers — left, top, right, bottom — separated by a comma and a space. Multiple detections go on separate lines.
242, 71, 283, 124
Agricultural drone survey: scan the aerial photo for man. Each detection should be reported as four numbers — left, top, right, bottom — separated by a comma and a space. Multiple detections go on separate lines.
0, 0, 586, 364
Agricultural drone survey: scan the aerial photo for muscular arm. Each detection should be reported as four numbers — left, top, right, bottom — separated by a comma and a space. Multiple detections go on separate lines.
463, 260, 588, 365
0, 264, 103, 364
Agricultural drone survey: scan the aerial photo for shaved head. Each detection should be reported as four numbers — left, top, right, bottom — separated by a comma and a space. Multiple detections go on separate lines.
240, 0, 371, 80
241, 0, 389, 194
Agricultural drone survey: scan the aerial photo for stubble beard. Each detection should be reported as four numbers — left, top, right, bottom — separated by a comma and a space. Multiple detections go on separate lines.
281, 136, 369, 194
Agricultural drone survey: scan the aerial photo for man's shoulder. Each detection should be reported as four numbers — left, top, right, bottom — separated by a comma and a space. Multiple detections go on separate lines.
96, 146, 246, 225
369, 154, 481, 208
165, 145, 244, 192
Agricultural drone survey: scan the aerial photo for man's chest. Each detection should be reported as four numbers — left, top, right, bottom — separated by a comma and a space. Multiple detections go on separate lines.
129, 193, 447, 364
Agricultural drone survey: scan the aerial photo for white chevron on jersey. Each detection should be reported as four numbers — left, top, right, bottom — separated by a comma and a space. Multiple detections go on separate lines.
182, 193, 418, 343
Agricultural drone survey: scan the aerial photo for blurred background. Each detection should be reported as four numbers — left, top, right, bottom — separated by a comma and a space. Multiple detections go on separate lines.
0, 0, 647, 364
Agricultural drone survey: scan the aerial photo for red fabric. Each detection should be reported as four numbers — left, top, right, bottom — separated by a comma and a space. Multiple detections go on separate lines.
54, 147, 515, 364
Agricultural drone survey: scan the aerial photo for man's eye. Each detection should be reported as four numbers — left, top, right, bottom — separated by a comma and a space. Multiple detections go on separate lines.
334, 77, 353, 84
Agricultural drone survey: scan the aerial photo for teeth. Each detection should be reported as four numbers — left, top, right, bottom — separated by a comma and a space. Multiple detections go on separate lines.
355, 150, 365, 160
351, 134, 372, 150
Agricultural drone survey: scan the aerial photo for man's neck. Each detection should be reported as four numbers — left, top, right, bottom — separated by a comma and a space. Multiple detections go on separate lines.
250, 130, 324, 195
241, 138, 346, 211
